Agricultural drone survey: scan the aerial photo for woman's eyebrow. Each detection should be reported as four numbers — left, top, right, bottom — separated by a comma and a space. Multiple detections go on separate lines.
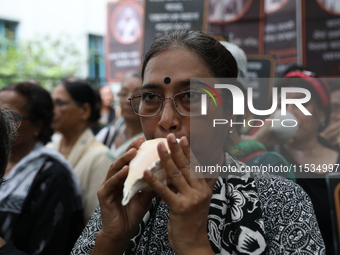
141, 83, 160, 90
179, 79, 191, 87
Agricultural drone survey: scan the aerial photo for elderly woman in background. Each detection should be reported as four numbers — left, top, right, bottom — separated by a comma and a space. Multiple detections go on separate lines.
96, 71, 143, 159
48, 80, 114, 222
0, 82, 84, 255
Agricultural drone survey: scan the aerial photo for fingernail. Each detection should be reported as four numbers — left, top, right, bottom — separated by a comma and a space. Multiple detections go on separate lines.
159, 142, 167, 152
144, 170, 153, 179
181, 136, 189, 146
169, 133, 176, 143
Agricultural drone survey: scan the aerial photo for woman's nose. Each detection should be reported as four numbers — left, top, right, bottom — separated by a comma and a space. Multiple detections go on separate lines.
157, 99, 180, 132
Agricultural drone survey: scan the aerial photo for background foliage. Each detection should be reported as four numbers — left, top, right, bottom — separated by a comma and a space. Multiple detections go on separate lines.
0, 35, 82, 91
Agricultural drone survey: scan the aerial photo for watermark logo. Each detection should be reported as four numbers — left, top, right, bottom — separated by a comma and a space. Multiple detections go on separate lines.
200, 84, 311, 116
196, 82, 222, 115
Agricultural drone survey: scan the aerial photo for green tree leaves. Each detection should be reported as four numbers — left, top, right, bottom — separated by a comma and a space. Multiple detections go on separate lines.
0, 34, 82, 91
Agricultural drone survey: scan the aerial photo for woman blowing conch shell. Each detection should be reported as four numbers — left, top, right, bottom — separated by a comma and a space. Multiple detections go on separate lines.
71, 31, 325, 255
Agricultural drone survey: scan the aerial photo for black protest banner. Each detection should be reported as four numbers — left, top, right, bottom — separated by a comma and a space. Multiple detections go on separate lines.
303, 0, 340, 77
246, 54, 276, 111
264, 0, 299, 76
208, 0, 263, 54
106, 0, 144, 82
143, 0, 207, 55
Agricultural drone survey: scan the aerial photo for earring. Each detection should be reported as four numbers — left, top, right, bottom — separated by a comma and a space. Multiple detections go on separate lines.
229, 130, 233, 134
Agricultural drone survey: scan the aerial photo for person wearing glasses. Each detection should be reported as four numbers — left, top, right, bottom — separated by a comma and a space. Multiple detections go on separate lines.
48, 80, 114, 222
0, 82, 84, 255
96, 71, 143, 159
72, 31, 325, 254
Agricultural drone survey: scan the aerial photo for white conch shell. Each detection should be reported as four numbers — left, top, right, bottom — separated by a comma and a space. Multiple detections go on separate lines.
122, 138, 170, 206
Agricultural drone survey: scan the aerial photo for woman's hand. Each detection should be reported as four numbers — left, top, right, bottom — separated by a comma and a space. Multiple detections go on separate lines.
241, 118, 292, 148
92, 137, 154, 255
144, 134, 215, 255
320, 120, 340, 147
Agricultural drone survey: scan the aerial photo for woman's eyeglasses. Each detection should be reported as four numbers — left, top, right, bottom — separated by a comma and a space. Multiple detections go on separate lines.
128, 90, 208, 117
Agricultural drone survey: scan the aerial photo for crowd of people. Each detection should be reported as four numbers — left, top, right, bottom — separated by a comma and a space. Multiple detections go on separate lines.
0, 82, 83, 254
0, 30, 339, 255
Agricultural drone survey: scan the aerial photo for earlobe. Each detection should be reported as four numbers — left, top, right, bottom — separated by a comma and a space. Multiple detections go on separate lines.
33, 120, 44, 138
80, 103, 91, 121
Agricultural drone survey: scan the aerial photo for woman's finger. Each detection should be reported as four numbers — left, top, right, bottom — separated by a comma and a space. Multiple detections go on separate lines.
143, 170, 176, 206
99, 165, 129, 201
166, 134, 193, 181
322, 122, 340, 139
132, 190, 156, 212
158, 141, 191, 193
126, 136, 145, 152
178, 136, 208, 185
105, 148, 137, 181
